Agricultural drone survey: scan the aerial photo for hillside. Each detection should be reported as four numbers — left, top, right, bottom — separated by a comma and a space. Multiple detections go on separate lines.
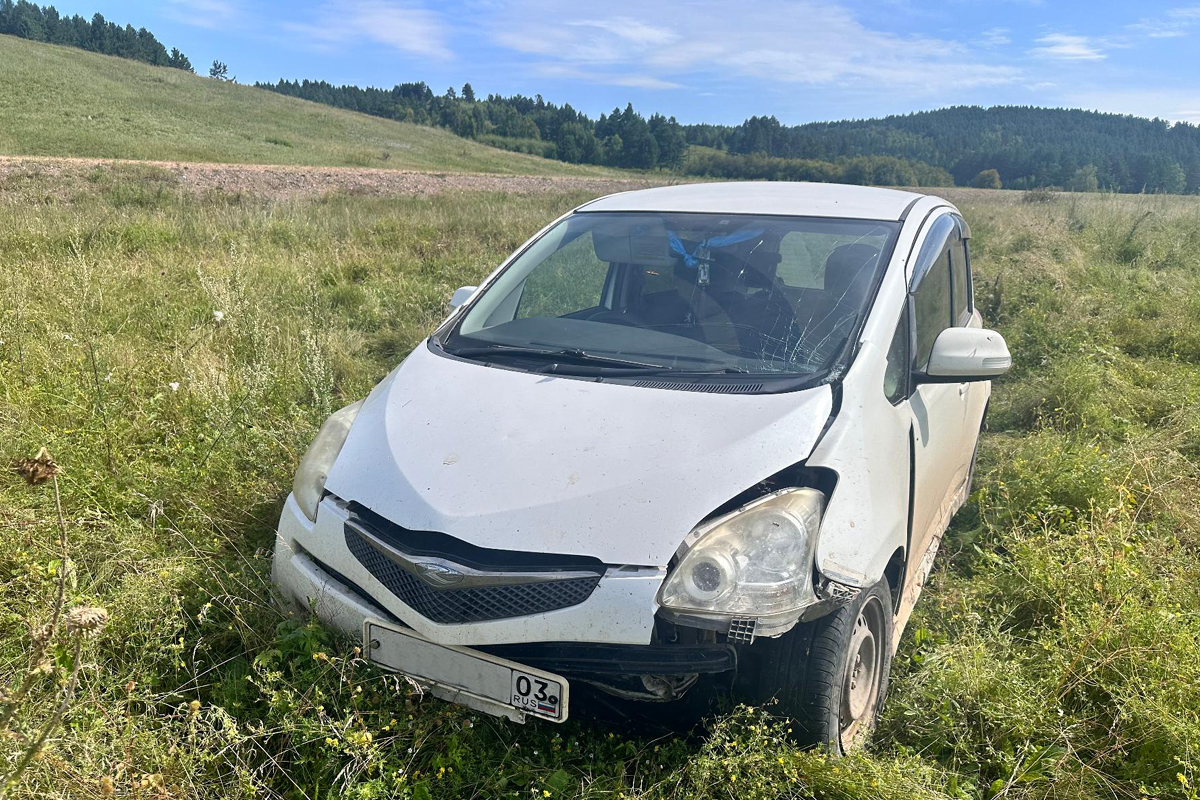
0, 35, 615, 176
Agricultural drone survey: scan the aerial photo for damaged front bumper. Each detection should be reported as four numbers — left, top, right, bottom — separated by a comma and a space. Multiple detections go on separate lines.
272, 494, 666, 646
271, 493, 852, 718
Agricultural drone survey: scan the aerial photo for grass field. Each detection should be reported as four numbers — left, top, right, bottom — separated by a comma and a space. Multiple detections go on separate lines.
0, 35, 616, 176
2, 168, 1200, 800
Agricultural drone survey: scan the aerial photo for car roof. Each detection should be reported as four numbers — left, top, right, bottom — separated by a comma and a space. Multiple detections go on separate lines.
578, 181, 929, 222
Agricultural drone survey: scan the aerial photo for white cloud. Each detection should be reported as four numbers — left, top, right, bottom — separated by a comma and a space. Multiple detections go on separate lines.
610, 75, 683, 90
1031, 34, 1106, 61
569, 18, 679, 47
981, 27, 1011, 47
284, 1, 450, 59
1129, 5, 1200, 38
164, 0, 241, 30
487, 0, 1020, 96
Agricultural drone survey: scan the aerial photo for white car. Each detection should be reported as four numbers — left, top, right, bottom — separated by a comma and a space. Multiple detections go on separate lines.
272, 182, 1010, 752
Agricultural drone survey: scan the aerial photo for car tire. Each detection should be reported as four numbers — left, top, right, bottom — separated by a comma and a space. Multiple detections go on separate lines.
752, 578, 894, 753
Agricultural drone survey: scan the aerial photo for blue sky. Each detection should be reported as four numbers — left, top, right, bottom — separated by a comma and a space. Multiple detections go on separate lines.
54, 0, 1200, 124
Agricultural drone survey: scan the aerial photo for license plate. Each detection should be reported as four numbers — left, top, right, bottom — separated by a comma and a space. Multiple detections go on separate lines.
510, 670, 565, 718
363, 620, 569, 723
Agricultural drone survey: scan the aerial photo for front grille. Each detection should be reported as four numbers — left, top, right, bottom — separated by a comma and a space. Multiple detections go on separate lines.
344, 525, 601, 624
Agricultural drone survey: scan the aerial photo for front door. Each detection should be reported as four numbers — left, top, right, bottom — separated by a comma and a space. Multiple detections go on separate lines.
906, 215, 971, 590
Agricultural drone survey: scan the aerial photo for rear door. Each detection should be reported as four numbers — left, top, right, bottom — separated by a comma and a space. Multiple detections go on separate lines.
906, 214, 971, 585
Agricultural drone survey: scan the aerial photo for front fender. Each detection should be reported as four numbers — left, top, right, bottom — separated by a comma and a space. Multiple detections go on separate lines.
808, 341, 911, 589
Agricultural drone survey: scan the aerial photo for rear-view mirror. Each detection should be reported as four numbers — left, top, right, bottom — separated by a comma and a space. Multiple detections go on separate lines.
449, 285, 477, 309
919, 327, 1011, 383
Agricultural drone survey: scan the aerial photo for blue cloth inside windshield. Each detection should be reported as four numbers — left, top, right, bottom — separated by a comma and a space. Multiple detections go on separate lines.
667, 229, 763, 268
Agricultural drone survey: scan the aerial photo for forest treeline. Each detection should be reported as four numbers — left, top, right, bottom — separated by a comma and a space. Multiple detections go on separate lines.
258, 79, 955, 187
0, 0, 192, 70
689, 108, 1200, 193
258, 80, 1200, 193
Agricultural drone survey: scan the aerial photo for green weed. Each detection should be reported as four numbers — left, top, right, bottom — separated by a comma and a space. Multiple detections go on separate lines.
2, 178, 1200, 799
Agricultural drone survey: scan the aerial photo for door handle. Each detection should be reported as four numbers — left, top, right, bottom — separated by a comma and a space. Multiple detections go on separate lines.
958, 383, 967, 397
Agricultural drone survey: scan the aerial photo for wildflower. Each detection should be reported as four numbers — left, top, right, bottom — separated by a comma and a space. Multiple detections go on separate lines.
189, 699, 201, 715
168, 382, 180, 392
31, 622, 53, 644
213, 310, 225, 323
12, 447, 61, 485
65, 606, 109, 637
99, 776, 115, 797
313, 651, 328, 661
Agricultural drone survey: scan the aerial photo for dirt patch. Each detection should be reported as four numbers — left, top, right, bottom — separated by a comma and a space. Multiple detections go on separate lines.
0, 155, 663, 202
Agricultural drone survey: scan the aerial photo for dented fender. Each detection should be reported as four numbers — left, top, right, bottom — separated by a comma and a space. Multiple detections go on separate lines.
810, 319, 911, 587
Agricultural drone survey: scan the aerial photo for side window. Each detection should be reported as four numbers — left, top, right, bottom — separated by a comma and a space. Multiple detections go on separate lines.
950, 222, 972, 325
911, 218, 955, 371
883, 305, 908, 404
515, 233, 609, 319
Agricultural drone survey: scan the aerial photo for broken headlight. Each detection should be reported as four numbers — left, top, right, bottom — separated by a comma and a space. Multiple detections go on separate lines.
657, 488, 824, 631
292, 399, 363, 521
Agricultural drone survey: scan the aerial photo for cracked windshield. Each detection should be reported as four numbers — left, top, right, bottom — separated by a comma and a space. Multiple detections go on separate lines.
447, 212, 899, 376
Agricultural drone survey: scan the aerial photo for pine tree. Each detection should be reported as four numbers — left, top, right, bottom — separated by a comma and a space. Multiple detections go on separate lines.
0, 2, 192, 70
168, 47, 193, 72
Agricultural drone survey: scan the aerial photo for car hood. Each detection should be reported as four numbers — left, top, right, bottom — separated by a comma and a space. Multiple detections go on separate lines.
325, 343, 834, 566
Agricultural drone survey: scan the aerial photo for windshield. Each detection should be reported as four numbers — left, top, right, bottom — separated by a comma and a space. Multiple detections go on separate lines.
442, 211, 899, 379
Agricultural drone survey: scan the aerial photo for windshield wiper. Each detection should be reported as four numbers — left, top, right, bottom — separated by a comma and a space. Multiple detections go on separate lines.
446, 344, 667, 370
445, 343, 760, 376
638, 367, 753, 375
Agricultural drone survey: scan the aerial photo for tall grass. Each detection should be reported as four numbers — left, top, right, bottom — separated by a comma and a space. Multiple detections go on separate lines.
2, 173, 1200, 799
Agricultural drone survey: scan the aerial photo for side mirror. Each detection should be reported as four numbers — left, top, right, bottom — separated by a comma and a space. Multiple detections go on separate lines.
919, 327, 1011, 383
449, 285, 477, 309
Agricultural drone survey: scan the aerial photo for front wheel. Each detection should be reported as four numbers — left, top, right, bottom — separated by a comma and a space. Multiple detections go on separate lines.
752, 579, 894, 753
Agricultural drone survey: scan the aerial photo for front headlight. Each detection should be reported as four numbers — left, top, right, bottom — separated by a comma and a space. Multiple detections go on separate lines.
292, 400, 364, 521
657, 488, 825, 627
